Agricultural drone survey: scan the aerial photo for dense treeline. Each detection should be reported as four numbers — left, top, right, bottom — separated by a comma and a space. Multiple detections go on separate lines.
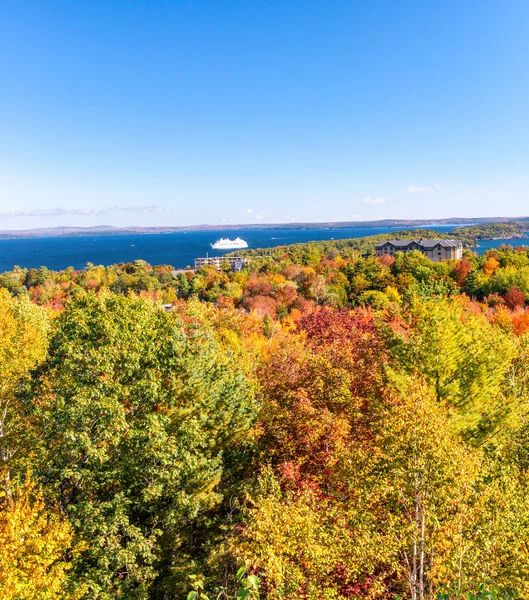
2, 242, 529, 322
2, 243, 529, 598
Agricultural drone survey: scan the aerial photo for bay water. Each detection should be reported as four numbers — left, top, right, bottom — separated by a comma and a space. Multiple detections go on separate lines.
0, 226, 526, 273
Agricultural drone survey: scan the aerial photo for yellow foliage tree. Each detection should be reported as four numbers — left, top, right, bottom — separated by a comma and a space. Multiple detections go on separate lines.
237, 375, 529, 599
0, 477, 74, 599
0, 289, 50, 482
387, 296, 517, 442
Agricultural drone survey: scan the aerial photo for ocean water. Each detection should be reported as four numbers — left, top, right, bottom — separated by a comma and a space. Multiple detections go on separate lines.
473, 238, 529, 253
0, 226, 526, 273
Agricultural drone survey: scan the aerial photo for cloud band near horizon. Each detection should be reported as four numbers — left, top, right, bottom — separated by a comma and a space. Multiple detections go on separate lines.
0, 206, 165, 219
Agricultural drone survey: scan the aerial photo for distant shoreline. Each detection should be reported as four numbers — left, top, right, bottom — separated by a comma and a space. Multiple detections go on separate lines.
0, 216, 528, 239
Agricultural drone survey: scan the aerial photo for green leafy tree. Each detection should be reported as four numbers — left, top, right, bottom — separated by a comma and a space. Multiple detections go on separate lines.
187, 566, 260, 600
386, 297, 516, 441
22, 292, 256, 599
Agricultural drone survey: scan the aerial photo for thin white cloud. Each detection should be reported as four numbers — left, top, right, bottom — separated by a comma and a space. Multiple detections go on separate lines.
407, 184, 442, 193
468, 188, 487, 194
360, 196, 387, 205
244, 209, 265, 220
407, 186, 431, 193
0, 205, 165, 219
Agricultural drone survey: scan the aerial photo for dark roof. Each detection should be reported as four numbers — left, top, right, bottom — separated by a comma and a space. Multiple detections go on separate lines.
421, 239, 462, 248
376, 240, 420, 248
375, 239, 462, 249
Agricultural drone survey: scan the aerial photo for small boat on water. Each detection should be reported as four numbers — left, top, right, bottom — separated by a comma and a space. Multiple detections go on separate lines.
211, 237, 248, 250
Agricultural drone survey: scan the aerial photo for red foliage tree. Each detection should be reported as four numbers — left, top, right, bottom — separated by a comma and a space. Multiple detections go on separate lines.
257, 306, 389, 493
242, 295, 277, 318
377, 254, 395, 268
511, 308, 529, 336
281, 264, 303, 280
453, 257, 472, 287
504, 287, 526, 310
275, 284, 298, 309
244, 275, 273, 297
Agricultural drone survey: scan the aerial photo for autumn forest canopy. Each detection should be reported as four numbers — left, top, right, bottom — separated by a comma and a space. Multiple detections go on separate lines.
3, 240, 529, 599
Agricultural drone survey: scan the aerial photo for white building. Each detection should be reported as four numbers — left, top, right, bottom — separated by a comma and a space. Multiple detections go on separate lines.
194, 256, 248, 271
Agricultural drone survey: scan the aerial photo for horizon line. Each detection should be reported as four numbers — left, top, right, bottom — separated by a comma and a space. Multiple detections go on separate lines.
0, 215, 529, 233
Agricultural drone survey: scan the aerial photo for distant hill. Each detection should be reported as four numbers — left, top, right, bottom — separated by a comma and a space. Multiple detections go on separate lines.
0, 216, 528, 238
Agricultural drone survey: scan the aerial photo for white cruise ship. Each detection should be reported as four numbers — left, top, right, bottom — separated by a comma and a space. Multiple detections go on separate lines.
211, 237, 248, 250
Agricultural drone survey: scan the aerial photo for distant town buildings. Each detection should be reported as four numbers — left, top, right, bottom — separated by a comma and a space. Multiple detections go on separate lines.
171, 268, 195, 276
194, 256, 249, 271
376, 239, 463, 262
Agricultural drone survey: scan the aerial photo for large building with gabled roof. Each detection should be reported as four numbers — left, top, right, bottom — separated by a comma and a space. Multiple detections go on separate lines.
375, 239, 463, 262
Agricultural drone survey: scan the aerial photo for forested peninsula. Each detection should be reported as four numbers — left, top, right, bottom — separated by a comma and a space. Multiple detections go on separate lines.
453, 222, 527, 240
231, 228, 476, 259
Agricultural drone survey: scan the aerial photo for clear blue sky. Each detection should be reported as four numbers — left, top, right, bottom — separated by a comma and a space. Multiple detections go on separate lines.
1, 0, 528, 229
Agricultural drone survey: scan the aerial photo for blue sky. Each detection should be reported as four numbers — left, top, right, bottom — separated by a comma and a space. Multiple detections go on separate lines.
1, 0, 528, 229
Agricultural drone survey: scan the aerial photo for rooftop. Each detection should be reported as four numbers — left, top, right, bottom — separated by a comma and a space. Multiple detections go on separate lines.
375, 239, 463, 249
